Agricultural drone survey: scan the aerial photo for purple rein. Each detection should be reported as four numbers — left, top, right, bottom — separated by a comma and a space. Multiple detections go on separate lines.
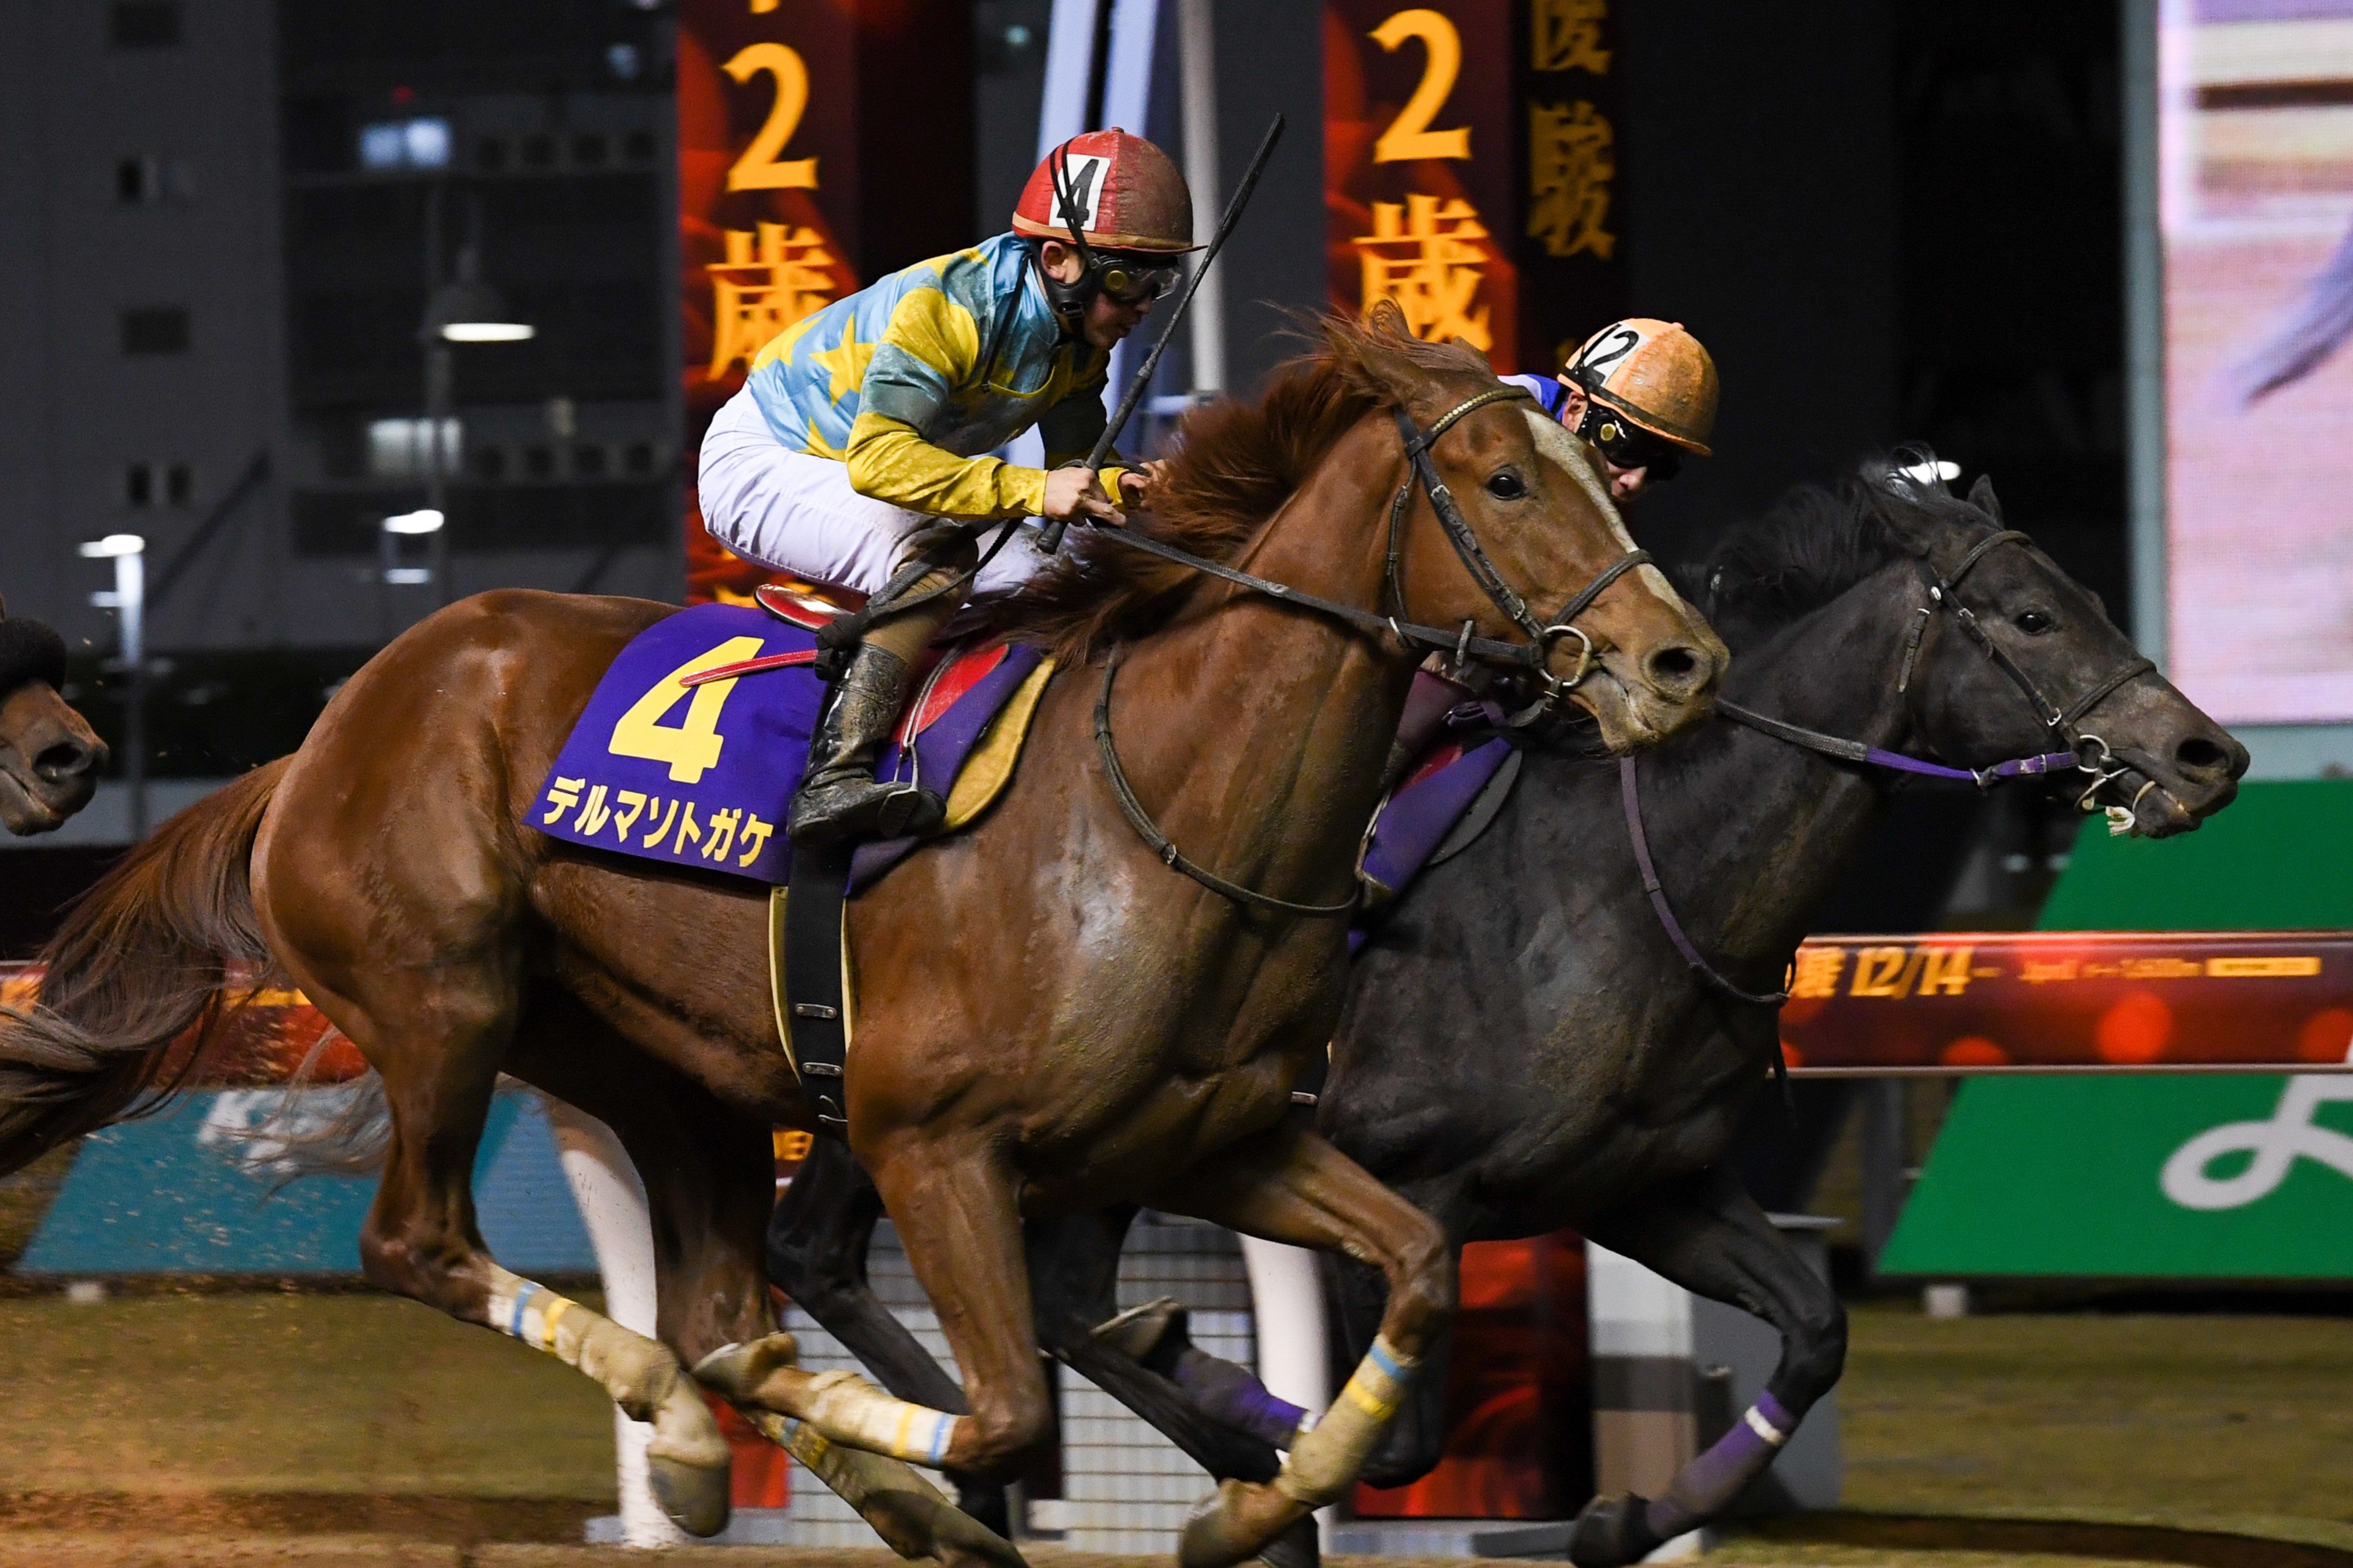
1716, 699, 2077, 789
1621, 701, 2085, 1013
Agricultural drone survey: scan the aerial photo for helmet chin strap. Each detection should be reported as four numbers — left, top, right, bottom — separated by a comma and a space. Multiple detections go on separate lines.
1034, 253, 1093, 339
1042, 145, 1105, 337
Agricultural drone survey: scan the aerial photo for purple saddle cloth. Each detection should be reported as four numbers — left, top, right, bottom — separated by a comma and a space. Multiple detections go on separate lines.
1351, 674, 1519, 952
530, 602, 1044, 886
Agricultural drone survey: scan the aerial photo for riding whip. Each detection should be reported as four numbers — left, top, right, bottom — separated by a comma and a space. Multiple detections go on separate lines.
1038, 113, 1286, 555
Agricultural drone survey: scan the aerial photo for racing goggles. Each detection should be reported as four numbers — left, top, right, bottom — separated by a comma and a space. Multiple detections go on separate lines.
1092, 254, 1182, 307
1580, 409, 1683, 482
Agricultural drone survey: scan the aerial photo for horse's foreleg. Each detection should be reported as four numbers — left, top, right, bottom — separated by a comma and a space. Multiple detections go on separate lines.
1568, 1165, 1847, 1568
1029, 1208, 1291, 1485
1143, 1121, 1454, 1568
354, 1029, 732, 1536
762, 1133, 1012, 1538
1331, 1247, 1461, 1491
714, 1141, 1052, 1487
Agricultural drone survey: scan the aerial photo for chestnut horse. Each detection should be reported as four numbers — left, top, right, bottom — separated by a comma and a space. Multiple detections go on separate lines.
0, 317, 1721, 1567
763, 457, 2249, 1565
0, 596, 105, 834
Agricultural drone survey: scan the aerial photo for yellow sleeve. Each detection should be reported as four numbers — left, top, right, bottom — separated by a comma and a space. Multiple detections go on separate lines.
845, 283, 1055, 518
846, 411, 1048, 519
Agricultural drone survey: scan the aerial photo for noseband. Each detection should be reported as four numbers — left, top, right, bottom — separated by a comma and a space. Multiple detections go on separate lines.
1890, 528, 2157, 814
1385, 389, 1653, 707
1094, 382, 1654, 916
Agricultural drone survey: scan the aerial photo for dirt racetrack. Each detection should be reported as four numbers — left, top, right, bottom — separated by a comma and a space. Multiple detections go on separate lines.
0, 1292, 2344, 1568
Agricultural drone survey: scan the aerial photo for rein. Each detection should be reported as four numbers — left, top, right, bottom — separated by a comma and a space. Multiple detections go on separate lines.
1623, 521, 2163, 1011
1091, 384, 1651, 917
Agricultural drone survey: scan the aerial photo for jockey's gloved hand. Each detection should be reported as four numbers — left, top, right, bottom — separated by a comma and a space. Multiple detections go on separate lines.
1043, 464, 1125, 529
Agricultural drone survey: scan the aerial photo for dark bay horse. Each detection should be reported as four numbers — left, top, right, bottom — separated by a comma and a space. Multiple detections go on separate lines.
0, 596, 105, 834
0, 315, 1722, 1565
765, 458, 2246, 1564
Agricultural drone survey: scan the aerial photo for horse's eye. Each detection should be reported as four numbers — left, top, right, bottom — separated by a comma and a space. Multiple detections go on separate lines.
2014, 608, 2054, 635
1486, 470, 1526, 500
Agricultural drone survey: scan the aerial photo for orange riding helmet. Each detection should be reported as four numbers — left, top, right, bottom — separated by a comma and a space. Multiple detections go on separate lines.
1563, 319, 1719, 457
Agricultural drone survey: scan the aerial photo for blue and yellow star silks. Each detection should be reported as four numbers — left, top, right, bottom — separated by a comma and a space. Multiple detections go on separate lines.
745, 232, 1128, 519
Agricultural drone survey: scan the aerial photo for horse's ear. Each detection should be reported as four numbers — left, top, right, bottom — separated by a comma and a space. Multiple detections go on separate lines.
1348, 302, 1429, 404
1967, 473, 2003, 522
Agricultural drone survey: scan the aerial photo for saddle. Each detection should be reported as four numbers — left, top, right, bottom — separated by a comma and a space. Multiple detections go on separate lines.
750, 579, 1060, 1133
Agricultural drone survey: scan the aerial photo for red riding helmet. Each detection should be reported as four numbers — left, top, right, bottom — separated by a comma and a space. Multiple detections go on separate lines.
1012, 129, 1197, 254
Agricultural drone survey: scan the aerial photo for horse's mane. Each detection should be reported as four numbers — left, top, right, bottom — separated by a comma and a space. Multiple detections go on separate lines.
973, 312, 1494, 662
1681, 448, 1996, 652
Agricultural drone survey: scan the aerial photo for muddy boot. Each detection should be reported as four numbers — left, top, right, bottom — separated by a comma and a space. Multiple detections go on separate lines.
788, 642, 946, 846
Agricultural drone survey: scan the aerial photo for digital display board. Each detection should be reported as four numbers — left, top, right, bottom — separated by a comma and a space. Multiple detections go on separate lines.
2162, 0, 2353, 725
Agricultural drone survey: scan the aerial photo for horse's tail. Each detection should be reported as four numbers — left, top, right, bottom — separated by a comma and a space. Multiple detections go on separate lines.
0, 758, 288, 1176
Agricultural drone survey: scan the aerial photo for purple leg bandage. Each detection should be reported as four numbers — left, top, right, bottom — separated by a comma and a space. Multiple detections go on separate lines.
1644, 1390, 1796, 1539
1174, 1348, 1310, 1450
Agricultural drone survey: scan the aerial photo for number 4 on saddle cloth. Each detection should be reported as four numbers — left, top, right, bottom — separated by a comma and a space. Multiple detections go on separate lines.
530, 589, 1055, 890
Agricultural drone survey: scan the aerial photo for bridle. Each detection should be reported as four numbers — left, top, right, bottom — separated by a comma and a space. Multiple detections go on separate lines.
1892, 528, 2157, 810
1714, 528, 2157, 815
1095, 383, 1654, 917
1627, 523, 2161, 1011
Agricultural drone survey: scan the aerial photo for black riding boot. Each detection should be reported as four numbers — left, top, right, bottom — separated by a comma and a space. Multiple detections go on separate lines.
788, 643, 946, 846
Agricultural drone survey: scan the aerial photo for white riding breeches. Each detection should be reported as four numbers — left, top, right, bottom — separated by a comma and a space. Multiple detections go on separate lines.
696, 385, 1048, 597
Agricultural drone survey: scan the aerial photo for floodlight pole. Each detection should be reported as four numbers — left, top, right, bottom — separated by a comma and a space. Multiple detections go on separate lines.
119, 550, 147, 840
425, 338, 453, 606
79, 537, 148, 839
422, 181, 453, 608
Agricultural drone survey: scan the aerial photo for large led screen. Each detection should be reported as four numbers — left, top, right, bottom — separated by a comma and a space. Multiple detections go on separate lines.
2165, 0, 2353, 724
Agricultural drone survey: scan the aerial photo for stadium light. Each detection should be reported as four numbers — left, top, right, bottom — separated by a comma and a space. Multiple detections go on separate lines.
424, 278, 534, 343
383, 508, 446, 535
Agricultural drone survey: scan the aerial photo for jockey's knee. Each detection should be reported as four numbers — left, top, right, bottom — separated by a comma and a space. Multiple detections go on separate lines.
899, 523, 980, 576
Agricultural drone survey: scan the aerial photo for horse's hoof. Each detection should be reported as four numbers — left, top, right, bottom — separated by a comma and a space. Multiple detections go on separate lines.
1178, 1478, 1305, 1568
1257, 1511, 1321, 1568
1570, 1492, 1663, 1568
648, 1451, 732, 1538
692, 1331, 800, 1408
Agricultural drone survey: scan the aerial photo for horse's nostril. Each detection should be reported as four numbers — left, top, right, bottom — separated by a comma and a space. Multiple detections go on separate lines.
2176, 735, 2229, 774
34, 741, 92, 781
1646, 644, 1704, 688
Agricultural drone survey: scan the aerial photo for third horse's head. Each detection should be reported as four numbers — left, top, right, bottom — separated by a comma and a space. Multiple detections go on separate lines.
1337, 307, 1725, 752
0, 605, 105, 835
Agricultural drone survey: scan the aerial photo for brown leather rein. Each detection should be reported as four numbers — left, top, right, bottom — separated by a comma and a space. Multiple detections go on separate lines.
1092, 385, 1653, 917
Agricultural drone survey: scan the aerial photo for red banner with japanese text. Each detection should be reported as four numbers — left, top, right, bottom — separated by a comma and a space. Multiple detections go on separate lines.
680, 0, 862, 604
1326, 0, 1627, 375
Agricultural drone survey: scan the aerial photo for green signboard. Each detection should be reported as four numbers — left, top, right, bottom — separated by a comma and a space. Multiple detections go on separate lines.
1881, 781, 2353, 1280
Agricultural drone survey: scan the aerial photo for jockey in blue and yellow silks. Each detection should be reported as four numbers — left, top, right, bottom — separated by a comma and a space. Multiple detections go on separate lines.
701, 129, 1195, 846
737, 233, 1134, 524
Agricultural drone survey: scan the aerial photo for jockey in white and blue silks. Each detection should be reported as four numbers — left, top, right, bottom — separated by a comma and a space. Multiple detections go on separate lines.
699, 128, 1195, 846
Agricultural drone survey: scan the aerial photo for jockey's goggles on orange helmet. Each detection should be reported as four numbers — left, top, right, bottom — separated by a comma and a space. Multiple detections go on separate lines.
1572, 400, 1683, 482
